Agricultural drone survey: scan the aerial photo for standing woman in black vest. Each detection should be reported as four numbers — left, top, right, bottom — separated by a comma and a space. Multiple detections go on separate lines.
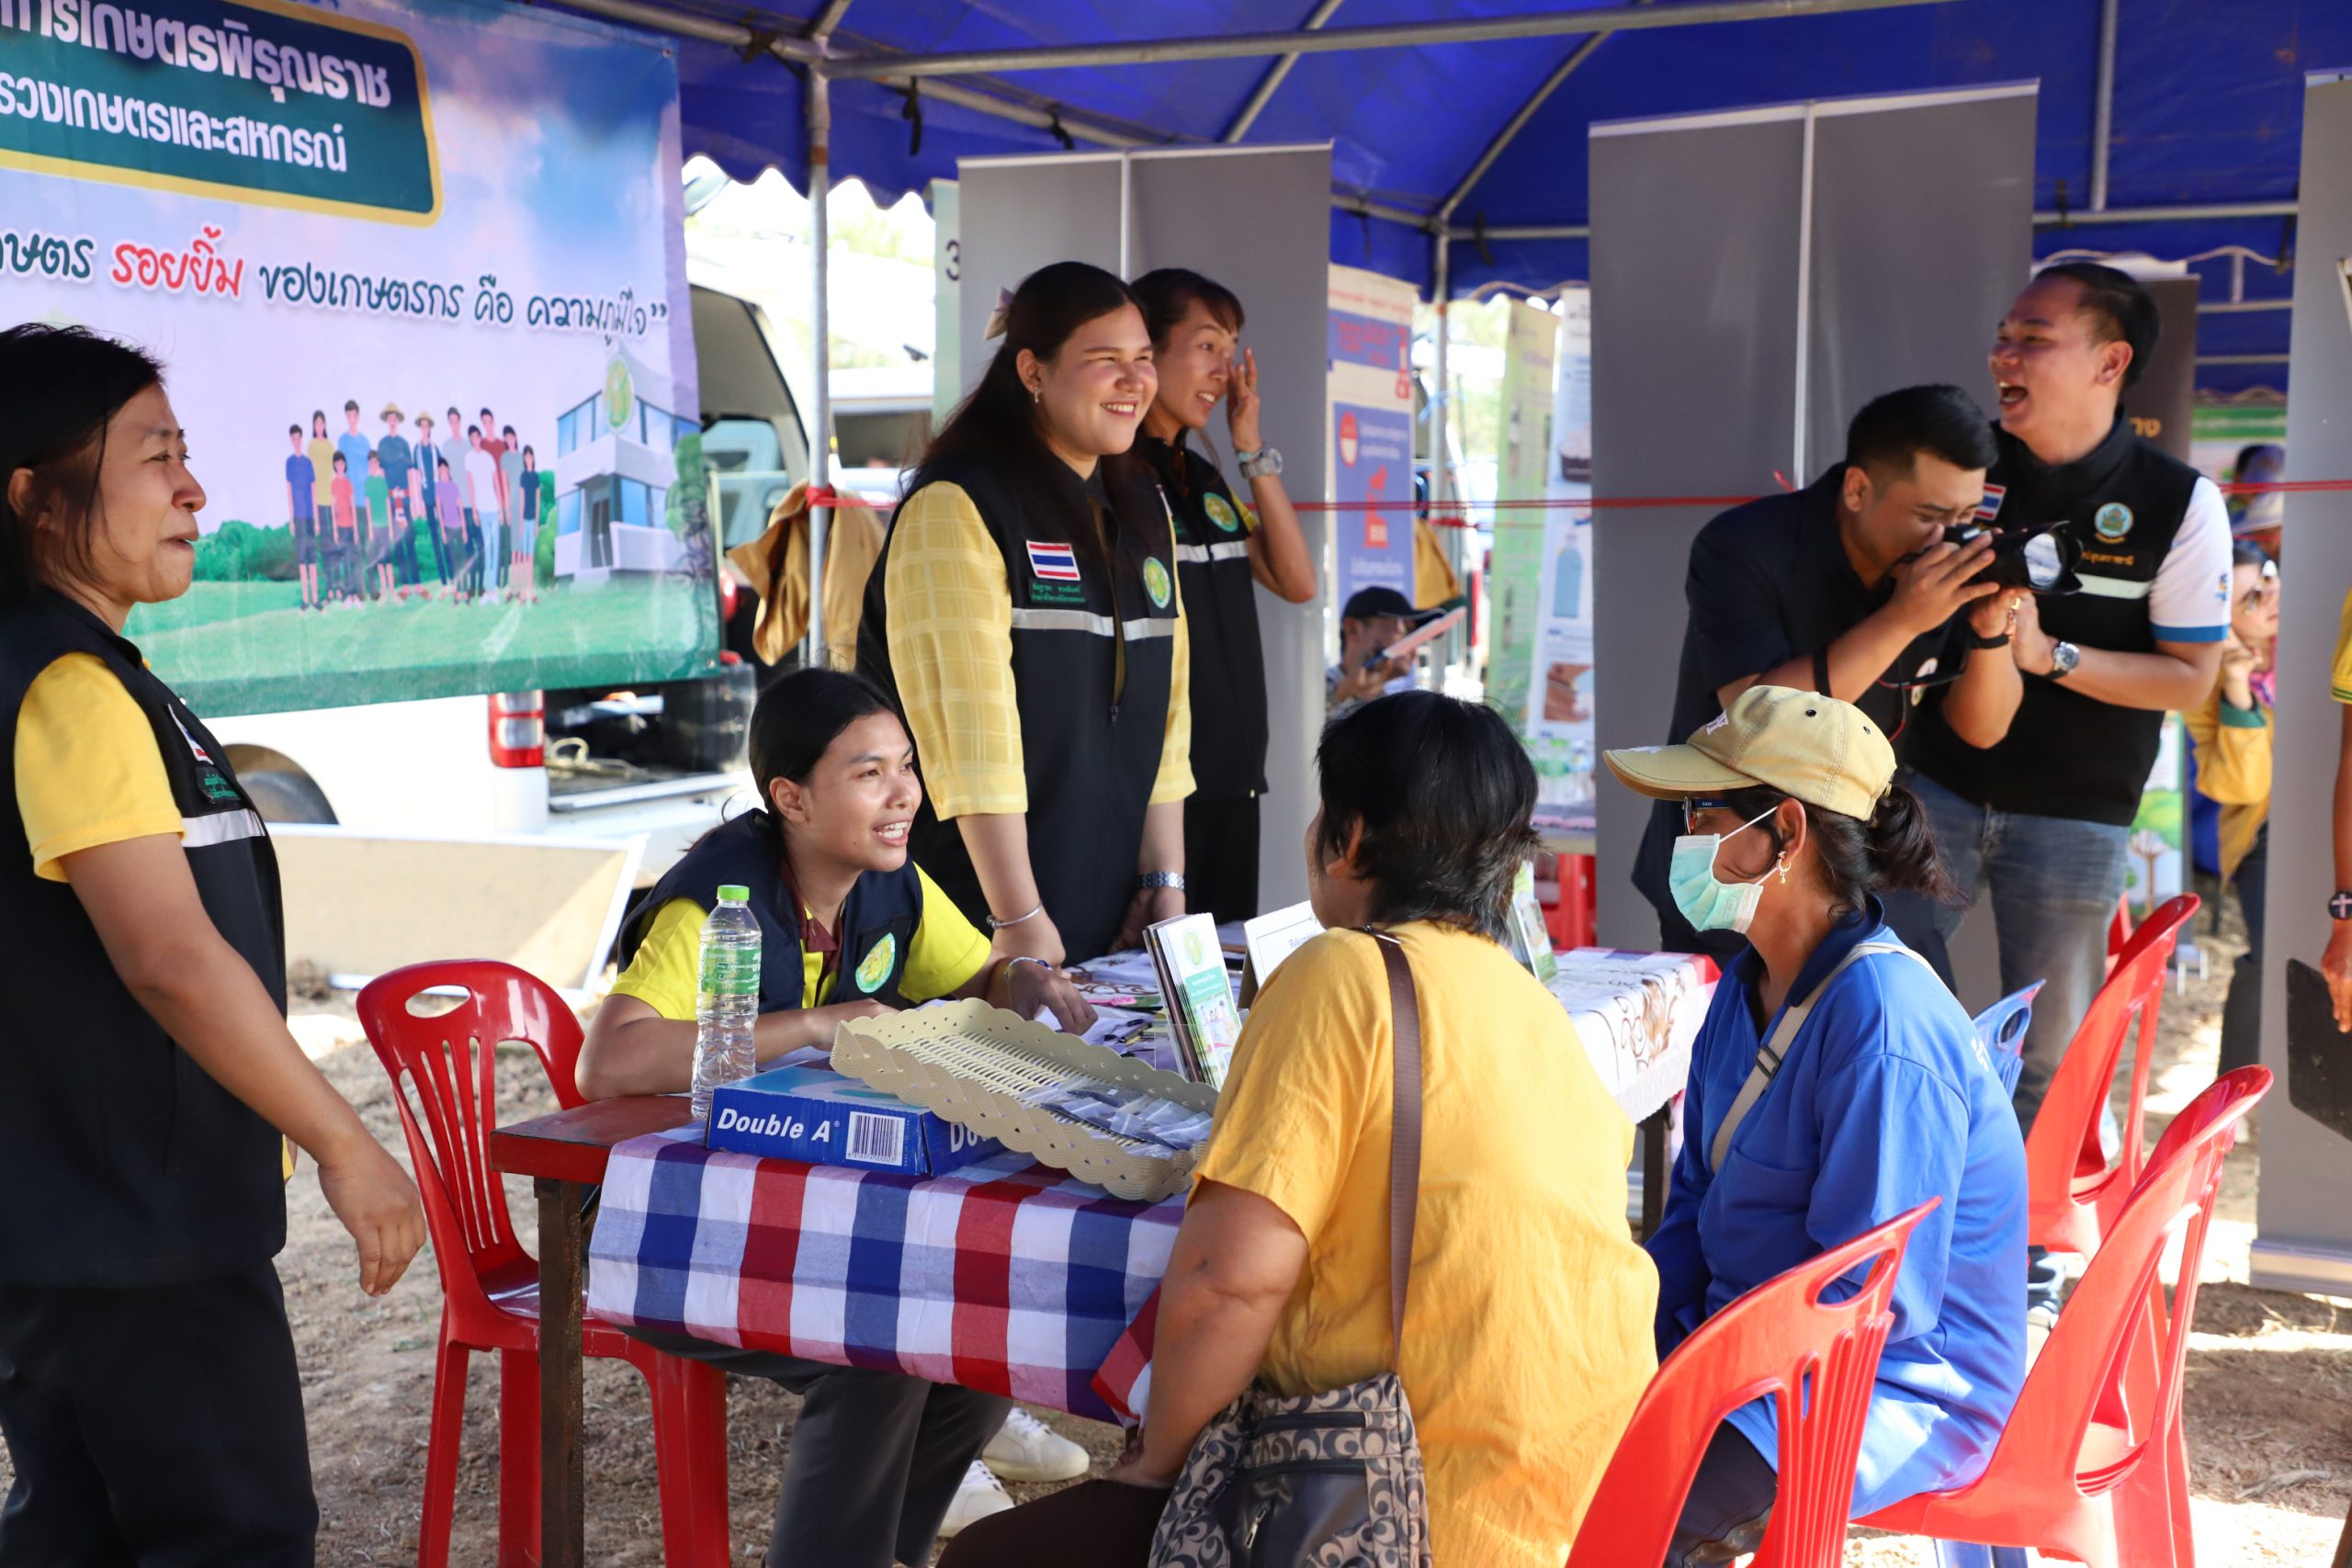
1130, 269, 1316, 927
860, 262, 1193, 964
0, 324, 422, 1562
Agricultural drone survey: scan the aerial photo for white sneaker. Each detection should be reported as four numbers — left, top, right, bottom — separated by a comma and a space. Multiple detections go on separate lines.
938, 1458, 1014, 1539
982, 1405, 1092, 1483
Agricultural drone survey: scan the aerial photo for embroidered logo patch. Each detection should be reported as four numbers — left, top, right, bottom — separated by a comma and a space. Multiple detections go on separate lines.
1975, 484, 2005, 522
2093, 502, 2134, 542
854, 933, 898, 994
1143, 557, 1172, 609
1025, 540, 1081, 582
1203, 493, 1242, 536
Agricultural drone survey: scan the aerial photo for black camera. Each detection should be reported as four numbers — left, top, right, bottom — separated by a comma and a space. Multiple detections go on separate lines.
1909, 521, 2084, 596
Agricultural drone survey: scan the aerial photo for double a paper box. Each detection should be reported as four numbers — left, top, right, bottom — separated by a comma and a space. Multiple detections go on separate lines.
706, 1064, 1007, 1177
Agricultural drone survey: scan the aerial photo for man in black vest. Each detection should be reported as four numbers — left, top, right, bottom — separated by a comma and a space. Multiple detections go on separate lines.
1905, 264, 2231, 1150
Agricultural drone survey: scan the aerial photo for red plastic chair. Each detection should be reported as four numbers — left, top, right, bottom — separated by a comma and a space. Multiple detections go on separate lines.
2028, 894, 2198, 1261
1565, 1201, 1939, 1568
1863, 1066, 2271, 1568
357, 961, 730, 1568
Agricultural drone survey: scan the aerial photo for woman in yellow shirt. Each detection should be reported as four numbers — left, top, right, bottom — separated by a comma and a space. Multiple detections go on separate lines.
582, 666, 1097, 1567
943, 692, 1659, 1568
2185, 541, 2280, 1075
0, 324, 421, 1559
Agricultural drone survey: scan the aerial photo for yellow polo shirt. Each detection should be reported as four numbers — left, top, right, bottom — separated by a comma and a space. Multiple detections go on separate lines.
2333, 588, 2352, 704
1194, 923, 1657, 1568
610, 869, 992, 1021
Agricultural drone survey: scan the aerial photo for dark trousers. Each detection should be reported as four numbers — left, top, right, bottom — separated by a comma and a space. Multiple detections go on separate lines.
0, 1261, 316, 1566
626, 1327, 1007, 1568
462, 517, 485, 596
939, 1477, 1168, 1568
2221, 826, 2269, 1077
1181, 793, 1261, 929
1667, 1424, 1778, 1565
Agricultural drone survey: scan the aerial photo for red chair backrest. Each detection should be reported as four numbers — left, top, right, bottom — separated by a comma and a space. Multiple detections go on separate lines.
2027, 895, 2197, 1255
356, 960, 586, 1313
1565, 1201, 1938, 1568
1970, 1066, 2267, 1503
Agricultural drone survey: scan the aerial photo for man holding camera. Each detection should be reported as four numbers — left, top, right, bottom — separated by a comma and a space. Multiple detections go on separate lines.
1634, 385, 2026, 959
1906, 263, 2231, 1145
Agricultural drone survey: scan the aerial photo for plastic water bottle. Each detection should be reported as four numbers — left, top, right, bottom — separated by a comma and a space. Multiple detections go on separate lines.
689, 884, 761, 1122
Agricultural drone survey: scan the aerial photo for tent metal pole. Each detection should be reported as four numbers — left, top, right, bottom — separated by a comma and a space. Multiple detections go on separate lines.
823, 0, 1962, 80
806, 0, 854, 35
806, 58, 831, 667
1222, 0, 1347, 142
2089, 0, 2118, 211
1431, 233, 1452, 512
1435, 3, 1649, 226
2037, 199, 2297, 225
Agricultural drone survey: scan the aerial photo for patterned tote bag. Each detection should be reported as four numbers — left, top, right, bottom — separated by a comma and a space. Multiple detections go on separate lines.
1149, 931, 1434, 1568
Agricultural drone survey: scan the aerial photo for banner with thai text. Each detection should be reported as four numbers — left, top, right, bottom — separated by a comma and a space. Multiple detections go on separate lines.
1326, 264, 1415, 611
1, 0, 708, 716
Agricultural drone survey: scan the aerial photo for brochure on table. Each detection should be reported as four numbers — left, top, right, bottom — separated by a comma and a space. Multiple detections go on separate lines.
1506, 862, 1558, 984
1238, 901, 1323, 1006
1146, 913, 1246, 1089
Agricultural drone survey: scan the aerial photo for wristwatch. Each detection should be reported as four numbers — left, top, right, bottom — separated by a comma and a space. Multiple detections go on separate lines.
1238, 446, 1283, 479
2047, 640, 2081, 680
1136, 871, 1187, 892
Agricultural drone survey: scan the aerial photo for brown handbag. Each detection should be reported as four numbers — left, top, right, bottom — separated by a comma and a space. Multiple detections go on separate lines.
1148, 930, 1434, 1568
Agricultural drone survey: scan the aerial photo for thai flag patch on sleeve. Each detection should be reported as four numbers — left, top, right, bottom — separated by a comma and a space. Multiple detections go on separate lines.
1025, 540, 1082, 582
1975, 484, 2006, 522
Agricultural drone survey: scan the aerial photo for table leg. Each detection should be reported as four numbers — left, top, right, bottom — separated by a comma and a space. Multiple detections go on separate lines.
1640, 1105, 1669, 1239
537, 1177, 586, 1568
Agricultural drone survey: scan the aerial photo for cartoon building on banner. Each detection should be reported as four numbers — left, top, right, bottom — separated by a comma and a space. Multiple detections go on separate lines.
1326, 265, 1417, 609
554, 347, 697, 581
1527, 289, 1596, 817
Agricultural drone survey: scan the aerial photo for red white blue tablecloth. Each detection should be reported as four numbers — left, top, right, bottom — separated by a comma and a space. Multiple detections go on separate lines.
584, 1128, 1182, 1422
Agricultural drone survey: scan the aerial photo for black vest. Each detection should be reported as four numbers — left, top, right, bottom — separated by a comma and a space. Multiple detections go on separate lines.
1909, 419, 2202, 825
858, 455, 1180, 963
1137, 433, 1267, 799
0, 593, 288, 1286
616, 812, 919, 1010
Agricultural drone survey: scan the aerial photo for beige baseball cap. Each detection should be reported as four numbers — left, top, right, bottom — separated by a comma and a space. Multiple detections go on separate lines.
1604, 684, 1896, 822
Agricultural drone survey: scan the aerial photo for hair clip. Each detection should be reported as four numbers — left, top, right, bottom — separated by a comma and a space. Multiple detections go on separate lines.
983, 287, 1016, 341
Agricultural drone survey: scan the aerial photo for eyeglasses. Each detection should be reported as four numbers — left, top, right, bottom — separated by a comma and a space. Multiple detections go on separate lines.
1682, 797, 1733, 834
2237, 572, 2280, 612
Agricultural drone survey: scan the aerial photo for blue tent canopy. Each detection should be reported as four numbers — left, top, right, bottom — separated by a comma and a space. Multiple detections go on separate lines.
614, 0, 2352, 396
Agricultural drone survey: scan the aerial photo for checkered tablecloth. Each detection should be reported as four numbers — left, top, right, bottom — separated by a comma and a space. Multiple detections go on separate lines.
584, 1129, 1183, 1422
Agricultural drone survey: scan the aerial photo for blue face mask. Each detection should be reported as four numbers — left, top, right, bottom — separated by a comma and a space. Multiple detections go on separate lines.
1668, 806, 1781, 935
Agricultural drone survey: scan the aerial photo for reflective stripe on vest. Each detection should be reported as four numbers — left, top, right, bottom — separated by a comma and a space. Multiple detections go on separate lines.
1174, 541, 1251, 565
1008, 607, 1179, 640
183, 808, 267, 849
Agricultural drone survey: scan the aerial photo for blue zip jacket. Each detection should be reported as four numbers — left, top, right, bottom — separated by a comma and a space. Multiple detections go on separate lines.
1646, 898, 2027, 1517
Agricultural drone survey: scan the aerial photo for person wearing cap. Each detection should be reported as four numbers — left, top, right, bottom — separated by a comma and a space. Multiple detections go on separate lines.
376, 403, 418, 592
1605, 686, 2025, 1560
1328, 585, 1436, 717
1632, 385, 2022, 964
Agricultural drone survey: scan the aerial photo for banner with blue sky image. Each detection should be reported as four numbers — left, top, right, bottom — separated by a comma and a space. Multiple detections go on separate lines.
0, 0, 710, 715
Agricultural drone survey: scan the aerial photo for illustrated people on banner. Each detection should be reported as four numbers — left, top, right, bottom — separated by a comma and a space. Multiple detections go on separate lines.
515, 443, 542, 604
305, 410, 335, 596
335, 400, 373, 601
413, 412, 453, 597
435, 456, 474, 603
377, 404, 418, 594
328, 451, 359, 606
464, 423, 497, 601
499, 423, 529, 601
284, 423, 320, 614
478, 407, 510, 592
364, 451, 395, 604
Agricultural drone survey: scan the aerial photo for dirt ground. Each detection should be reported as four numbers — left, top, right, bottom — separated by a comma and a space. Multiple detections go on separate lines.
4, 908, 2346, 1565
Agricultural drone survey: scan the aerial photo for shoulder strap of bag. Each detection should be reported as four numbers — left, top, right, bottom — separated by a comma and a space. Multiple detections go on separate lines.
1707, 941, 1936, 1174
1369, 931, 1422, 1363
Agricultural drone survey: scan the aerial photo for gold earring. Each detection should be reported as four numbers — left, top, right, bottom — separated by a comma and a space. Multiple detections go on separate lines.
1777, 858, 1790, 886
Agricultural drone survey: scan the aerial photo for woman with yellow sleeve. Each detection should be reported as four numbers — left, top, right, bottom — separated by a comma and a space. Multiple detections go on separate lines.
0, 325, 422, 1560
858, 261, 1192, 965
2185, 540, 2280, 1075
578, 666, 1097, 1568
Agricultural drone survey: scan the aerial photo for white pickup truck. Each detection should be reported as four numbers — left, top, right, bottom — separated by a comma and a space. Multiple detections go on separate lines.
209, 281, 809, 880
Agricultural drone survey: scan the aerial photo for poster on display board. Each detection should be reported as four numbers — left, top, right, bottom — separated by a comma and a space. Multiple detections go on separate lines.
2128, 719, 2187, 920
0, 0, 710, 717
1484, 296, 1554, 739
1326, 265, 1415, 610
1527, 289, 1595, 818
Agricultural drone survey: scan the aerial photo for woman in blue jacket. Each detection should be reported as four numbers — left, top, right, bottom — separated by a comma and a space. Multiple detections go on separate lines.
1604, 684, 2026, 1563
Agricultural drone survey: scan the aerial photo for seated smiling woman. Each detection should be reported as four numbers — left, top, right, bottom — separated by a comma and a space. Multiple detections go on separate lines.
942, 691, 1659, 1568
579, 666, 1096, 1568
1603, 684, 2026, 1564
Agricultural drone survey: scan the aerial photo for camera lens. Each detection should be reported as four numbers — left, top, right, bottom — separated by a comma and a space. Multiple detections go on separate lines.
2024, 534, 2062, 590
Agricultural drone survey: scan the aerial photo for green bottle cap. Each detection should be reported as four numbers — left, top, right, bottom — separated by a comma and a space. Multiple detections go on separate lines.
717, 884, 751, 902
